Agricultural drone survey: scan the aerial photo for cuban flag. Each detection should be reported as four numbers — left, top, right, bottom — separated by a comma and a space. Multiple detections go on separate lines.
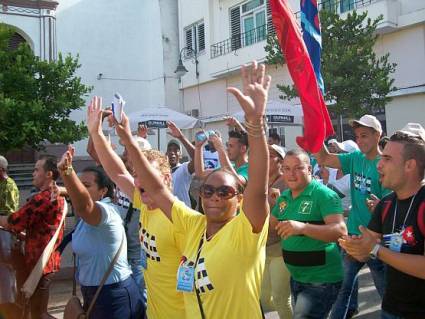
270, 0, 334, 152
301, 0, 324, 93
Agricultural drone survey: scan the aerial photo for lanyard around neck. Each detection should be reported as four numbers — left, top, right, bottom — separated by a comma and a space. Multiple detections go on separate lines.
392, 194, 416, 233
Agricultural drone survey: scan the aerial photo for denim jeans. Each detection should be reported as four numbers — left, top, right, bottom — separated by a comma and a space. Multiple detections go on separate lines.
381, 310, 404, 319
129, 250, 147, 307
331, 252, 385, 319
291, 279, 342, 319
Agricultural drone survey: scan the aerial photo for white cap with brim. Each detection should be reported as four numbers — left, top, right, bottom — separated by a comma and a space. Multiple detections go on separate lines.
327, 139, 359, 153
340, 140, 359, 153
134, 136, 152, 151
269, 144, 286, 159
399, 123, 425, 141
349, 114, 382, 134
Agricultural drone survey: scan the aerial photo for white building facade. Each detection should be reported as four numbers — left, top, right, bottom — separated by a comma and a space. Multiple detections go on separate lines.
1, 0, 181, 157
177, 0, 425, 146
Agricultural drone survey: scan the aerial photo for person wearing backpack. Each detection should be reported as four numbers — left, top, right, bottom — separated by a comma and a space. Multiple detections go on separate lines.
339, 124, 425, 319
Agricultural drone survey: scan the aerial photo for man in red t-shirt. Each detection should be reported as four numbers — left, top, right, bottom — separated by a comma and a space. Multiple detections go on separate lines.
0, 155, 64, 319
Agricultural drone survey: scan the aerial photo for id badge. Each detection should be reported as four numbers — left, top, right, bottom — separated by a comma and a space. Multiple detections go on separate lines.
141, 249, 148, 270
176, 264, 195, 292
359, 182, 368, 195
389, 233, 403, 252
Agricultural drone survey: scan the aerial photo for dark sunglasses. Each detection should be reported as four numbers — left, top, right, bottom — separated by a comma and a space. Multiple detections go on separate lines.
199, 184, 239, 200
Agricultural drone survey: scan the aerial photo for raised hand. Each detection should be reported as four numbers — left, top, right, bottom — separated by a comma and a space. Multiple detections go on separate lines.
227, 61, 271, 121
114, 112, 133, 144
87, 96, 104, 135
167, 121, 183, 139
58, 145, 75, 171
137, 124, 148, 139
208, 132, 224, 150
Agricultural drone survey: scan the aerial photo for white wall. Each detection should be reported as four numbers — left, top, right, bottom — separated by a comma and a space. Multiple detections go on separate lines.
55, 0, 178, 155
385, 94, 425, 135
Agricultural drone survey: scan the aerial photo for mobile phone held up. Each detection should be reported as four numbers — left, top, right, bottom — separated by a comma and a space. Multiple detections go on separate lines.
112, 92, 125, 123
195, 130, 215, 142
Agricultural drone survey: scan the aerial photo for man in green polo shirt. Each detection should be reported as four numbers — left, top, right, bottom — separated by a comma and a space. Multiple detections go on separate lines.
271, 149, 347, 318
227, 130, 249, 183
314, 114, 389, 319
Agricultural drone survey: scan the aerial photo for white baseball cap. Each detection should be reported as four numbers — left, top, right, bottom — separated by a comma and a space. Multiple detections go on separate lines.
340, 140, 359, 153
399, 123, 425, 141
327, 139, 359, 153
350, 115, 382, 134
134, 136, 152, 150
269, 144, 286, 159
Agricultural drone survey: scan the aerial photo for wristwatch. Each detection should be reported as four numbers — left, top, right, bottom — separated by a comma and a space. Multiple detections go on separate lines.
62, 166, 74, 176
369, 243, 381, 260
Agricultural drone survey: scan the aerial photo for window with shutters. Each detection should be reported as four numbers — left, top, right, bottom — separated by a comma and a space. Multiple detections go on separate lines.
229, 0, 272, 50
183, 20, 205, 58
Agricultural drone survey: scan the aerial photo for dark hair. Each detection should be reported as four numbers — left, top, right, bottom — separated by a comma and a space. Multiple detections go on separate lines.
284, 149, 311, 166
389, 131, 425, 179
39, 155, 59, 180
379, 136, 390, 150
228, 130, 249, 147
82, 166, 115, 198
269, 132, 281, 143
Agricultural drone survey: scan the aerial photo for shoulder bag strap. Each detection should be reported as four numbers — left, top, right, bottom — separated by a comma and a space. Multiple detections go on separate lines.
21, 199, 68, 299
194, 235, 206, 319
86, 231, 125, 318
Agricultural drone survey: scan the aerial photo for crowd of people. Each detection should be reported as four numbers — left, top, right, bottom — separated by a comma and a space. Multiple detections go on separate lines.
0, 62, 424, 319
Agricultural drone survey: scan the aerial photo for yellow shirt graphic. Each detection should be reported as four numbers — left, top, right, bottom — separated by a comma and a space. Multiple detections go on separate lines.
133, 190, 186, 319
171, 200, 268, 319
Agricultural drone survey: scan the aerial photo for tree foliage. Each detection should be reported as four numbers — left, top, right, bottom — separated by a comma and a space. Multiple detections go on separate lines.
265, 9, 397, 119
0, 23, 92, 153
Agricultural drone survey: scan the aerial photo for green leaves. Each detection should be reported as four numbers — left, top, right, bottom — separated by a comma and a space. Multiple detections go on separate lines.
264, 9, 397, 120
0, 23, 92, 153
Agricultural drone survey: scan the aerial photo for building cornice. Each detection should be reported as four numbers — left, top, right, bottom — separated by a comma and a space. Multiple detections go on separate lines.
1, 0, 58, 10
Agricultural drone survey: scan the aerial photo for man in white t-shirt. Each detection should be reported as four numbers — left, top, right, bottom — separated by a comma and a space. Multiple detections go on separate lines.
166, 122, 195, 207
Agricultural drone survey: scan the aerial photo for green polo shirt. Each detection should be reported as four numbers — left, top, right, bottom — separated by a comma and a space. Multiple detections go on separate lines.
338, 151, 391, 235
272, 179, 343, 283
233, 162, 249, 182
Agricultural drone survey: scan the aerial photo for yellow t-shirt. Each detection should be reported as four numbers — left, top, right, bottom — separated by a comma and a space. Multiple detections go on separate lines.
171, 200, 268, 319
133, 190, 186, 319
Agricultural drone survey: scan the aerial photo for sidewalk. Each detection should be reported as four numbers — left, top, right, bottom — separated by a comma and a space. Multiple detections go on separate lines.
48, 268, 381, 318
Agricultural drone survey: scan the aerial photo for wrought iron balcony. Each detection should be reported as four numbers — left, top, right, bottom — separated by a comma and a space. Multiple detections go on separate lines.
210, 24, 270, 59
210, 0, 379, 59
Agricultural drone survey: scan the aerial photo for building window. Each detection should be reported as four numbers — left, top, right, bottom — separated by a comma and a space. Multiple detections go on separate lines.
184, 20, 205, 58
321, 0, 356, 13
229, 0, 272, 50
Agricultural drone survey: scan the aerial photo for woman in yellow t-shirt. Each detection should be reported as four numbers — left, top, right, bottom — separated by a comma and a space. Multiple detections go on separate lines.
115, 61, 271, 319
87, 97, 186, 319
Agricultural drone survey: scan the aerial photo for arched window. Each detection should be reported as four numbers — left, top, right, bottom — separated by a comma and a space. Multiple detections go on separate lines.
8, 32, 27, 50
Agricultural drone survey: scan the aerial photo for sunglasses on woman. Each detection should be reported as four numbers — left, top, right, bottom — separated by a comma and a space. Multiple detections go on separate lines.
199, 184, 240, 200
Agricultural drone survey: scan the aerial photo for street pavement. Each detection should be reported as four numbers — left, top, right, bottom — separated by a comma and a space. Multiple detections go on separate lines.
48, 267, 381, 319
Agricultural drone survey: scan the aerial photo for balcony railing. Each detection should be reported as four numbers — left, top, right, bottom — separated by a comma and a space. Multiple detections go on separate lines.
210, 0, 379, 59
211, 24, 269, 59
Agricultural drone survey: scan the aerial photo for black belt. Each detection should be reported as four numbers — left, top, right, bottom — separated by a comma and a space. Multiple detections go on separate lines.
282, 249, 326, 267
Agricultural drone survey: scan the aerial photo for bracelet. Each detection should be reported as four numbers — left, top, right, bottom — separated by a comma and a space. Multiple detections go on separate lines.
244, 116, 268, 137
245, 130, 266, 138
61, 166, 74, 176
